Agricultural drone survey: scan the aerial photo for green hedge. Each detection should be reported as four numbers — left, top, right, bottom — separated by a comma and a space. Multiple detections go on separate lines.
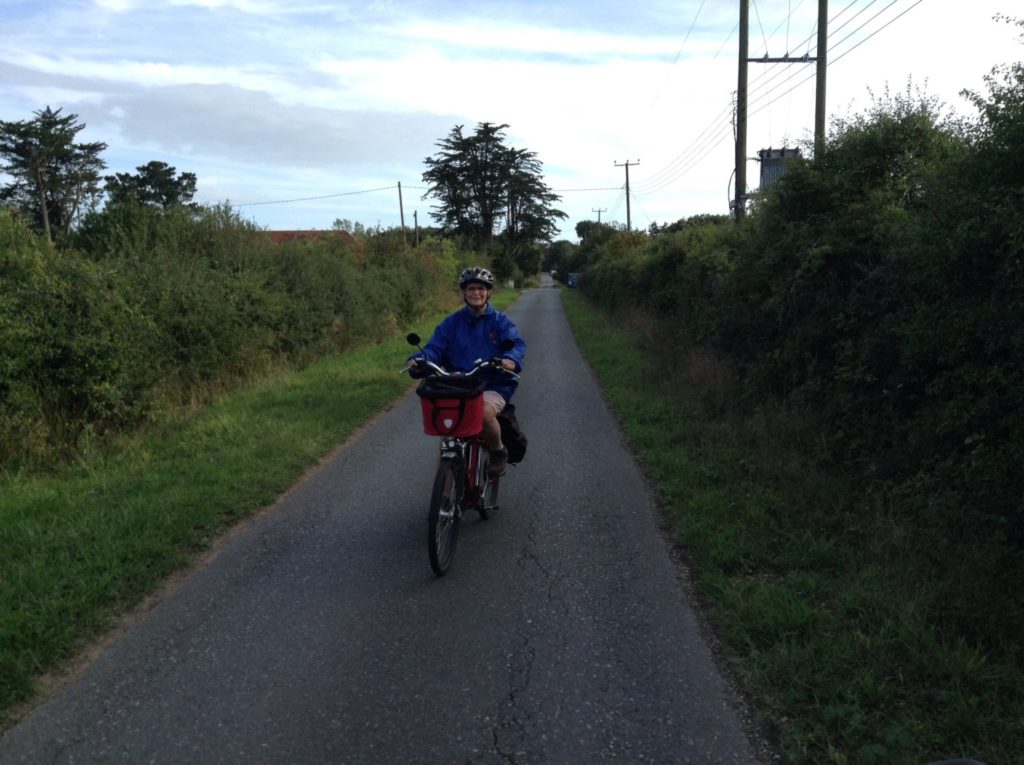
0, 203, 469, 470
576, 71, 1024, 650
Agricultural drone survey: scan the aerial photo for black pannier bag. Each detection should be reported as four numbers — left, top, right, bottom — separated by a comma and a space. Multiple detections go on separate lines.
415, 376, 486, 437
497, 403, 528, 464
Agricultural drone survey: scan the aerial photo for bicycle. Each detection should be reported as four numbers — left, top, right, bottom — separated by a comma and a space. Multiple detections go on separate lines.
403, 333, 519, 576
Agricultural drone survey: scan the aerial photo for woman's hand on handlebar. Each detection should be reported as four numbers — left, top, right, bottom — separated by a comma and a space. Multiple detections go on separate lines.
489, 357, 520, 380
401, 356, 431, 376
403, 355, 518, 380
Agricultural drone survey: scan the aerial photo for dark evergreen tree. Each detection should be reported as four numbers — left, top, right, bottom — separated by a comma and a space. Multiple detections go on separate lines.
104, 161, 197, 209
503, 147, 567, 273
0, 106, 107, 242
422, 122, 565, 264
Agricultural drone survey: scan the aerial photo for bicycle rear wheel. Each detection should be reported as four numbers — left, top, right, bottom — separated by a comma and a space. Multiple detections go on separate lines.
428, 457, 464, 576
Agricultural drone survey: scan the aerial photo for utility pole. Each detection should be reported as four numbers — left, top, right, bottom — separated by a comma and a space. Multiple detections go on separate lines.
413, 210, 419, 247
397, 181, 407, 247
736, 0, 827, 220
614, 160, 639, 231
815, 0, 828, 156
735, 0, 749, 222
592, 207, 607, 223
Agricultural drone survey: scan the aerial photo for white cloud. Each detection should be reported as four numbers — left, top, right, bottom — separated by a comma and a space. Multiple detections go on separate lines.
166, 0, 286, 12
93, 0, 138, 11
3, 0, 1021, 237
388, 19, 691, 59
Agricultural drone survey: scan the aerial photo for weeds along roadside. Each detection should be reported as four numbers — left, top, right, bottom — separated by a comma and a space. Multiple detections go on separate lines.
0, 289, 520, 728
559, 288, 1023, 765
0, 206, 467, 474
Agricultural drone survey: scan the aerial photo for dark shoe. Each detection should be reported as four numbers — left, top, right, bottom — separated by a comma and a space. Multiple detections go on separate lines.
488, 448, 508, 477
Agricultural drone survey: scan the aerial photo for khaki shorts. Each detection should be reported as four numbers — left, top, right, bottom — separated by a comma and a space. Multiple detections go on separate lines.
482, 390, 507, 416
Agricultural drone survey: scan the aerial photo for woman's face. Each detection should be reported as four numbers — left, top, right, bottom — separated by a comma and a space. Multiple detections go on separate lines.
462, 283, 491, 311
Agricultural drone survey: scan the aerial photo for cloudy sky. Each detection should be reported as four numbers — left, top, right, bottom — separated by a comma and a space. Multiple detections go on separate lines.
1, 0, 1020, 239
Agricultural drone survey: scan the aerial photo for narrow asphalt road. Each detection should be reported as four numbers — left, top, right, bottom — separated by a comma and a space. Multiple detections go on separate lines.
0, 279, 761, 764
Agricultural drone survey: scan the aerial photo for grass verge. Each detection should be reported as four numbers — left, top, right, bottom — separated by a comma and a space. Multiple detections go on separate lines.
0, 290, 518, 727
560, 289, 1023, 765
0, 335, 409, 722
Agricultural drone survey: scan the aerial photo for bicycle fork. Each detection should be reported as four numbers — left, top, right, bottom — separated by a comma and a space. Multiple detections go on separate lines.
437, 437, 467, 519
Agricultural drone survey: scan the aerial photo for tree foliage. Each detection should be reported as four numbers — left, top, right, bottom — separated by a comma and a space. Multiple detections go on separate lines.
544, 219, 629, 278
569, 41, 1024, 759
572, 44, 1024, 649
502, 147, 565, 264
104, 160, 197, 209
0, 106, 107, 242
0, 203, 467, 470
422, 122, 566, 273
332, 218, 368, 237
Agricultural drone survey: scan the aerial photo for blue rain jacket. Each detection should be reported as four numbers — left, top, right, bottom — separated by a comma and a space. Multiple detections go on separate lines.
409, 304, 526, 402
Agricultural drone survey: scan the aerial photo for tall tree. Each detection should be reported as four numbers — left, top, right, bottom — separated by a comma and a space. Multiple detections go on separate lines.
0, 106, 107, 242
105, 160, 197, 209
422, 122, 564, 256
504, 147, 566, 267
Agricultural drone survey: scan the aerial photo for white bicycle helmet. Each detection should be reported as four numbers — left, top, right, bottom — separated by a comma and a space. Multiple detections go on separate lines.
458, 267, 495, 289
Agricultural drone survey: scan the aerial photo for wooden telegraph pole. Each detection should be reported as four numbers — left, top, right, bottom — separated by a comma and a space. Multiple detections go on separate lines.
397, 181, 407, 247
736, 0, 827, 221
614, 160, 639, 231
735, 0, 749, 222
815, 0, 828, 156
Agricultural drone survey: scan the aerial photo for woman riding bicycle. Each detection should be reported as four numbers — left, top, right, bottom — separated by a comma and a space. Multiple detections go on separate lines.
408, 267, 526, 477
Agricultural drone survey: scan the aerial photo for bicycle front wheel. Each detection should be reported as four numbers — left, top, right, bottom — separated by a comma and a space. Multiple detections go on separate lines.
428, 457, 464, 576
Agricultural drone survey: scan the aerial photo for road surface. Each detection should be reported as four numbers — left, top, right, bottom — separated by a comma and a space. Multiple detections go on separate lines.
0, 277, 760, 764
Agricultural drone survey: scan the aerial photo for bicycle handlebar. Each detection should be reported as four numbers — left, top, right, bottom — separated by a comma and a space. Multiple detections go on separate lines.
402, 356, 520, 381
402, 331, 520, 380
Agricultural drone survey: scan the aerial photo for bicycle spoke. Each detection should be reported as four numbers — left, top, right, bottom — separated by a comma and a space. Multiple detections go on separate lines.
428, 457, 463, 575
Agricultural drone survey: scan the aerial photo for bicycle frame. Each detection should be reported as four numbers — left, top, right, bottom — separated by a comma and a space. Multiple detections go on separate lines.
403, 333, 517, 575
439, 434, 490, 510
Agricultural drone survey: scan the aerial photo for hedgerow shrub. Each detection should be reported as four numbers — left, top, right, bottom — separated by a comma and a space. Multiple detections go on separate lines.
0, 203, 463, 470
576, 65, 1024, 647
1, 211, 160, 464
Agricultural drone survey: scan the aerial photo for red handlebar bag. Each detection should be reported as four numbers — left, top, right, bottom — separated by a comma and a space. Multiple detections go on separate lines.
416, 376, 485, 437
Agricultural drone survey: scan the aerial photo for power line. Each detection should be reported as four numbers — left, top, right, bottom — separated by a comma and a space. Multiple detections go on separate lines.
634, 0, 922, 196
831, 0, 920, 64
632, 95, 738, 191
236, 184, 397, 207
752, 0, 771, 53
630, 0, 710, 159
635, 7, 822, 193
640, 1, 875, 189
236, 3, 924, 222
742, 1, 859, 106
749, 0, 920, 118
634, 123, 735, 195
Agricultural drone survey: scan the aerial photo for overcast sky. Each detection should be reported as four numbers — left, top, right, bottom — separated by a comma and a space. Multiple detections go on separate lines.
1, 0, 1020, 239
